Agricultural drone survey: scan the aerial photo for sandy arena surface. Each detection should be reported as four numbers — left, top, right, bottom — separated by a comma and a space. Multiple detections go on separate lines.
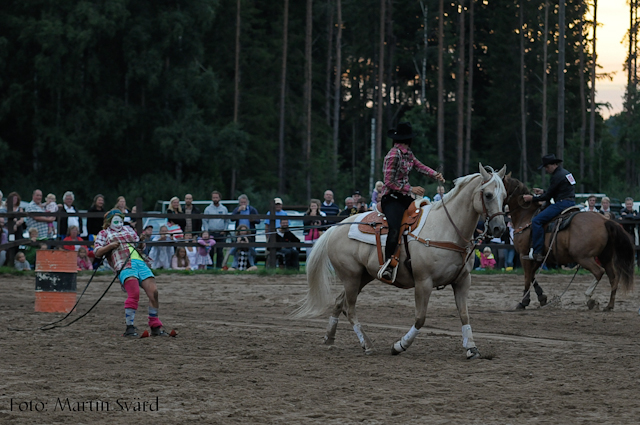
1, 270, 639, 424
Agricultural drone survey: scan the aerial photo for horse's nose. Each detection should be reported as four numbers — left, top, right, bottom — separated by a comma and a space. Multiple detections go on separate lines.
492, 223, 506, 237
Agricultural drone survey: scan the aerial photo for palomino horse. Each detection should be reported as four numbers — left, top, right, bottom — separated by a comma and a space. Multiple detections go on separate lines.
292, 165, 507, 359
503, 175, 635, 311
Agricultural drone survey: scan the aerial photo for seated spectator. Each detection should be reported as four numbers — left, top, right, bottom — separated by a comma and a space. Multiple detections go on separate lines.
171, 247, 191, 270
141, 225, 154, 257
63, 225, 83, 251
478, 247, 496, 270
352, 190, 363, 206
355, 196, 369, 213
599, 197, 616, 218
166, 219, 184, 239
167, 196, 186, 232
229, 225, 258, 271
44, 193, 58, 238
196, 231, 216, 270
339, 197, 358, 217
433, 185, 446, 202
149, 225, 174, 269
581, 195, 598, 212
0, 189, 4, 213
183, 233, 199, 270
77, 247, 93, 271
276, 219, 300, 270
14, 251, 31, 271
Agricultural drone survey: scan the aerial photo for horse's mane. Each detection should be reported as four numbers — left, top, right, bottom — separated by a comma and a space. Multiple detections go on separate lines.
504, 176, 531, 198
430, 173, 481, 211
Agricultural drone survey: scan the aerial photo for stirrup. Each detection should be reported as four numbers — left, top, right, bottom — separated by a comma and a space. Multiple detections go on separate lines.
377, 259, 398, 283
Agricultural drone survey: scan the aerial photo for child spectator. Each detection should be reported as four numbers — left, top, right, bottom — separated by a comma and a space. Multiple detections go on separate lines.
14, 251, 31, 271
77, 246, 93, 271
183, 233, 199, 270
229, 225, 257, 271
479, 247, 496, 270
44, 193, 58, 238
370, 181, 384, 209
23, 228, 40, 266
149, 225, 174, 269
196, 231, 216, 270
171, 247, 191, 270
63, 225, 83, 251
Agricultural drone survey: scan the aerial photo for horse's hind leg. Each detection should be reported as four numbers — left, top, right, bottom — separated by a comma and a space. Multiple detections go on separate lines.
324, 291, 345, 345
578, 257, 605, 310
343, 274, 374, 354
603, 261, 618, 311
517, 263, 540, 309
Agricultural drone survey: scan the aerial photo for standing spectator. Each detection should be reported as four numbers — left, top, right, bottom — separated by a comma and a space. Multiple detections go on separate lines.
599, 197, 616, 218
183, 194, 202, 235
338, 197, 358, 217
196, 231, 216, 270
114, 196, 131, 224
22, 228, 40, 266
433, 185, 446, 202
149, 225, 174, 269
0, 189, 4, 212
167, 196, 186, 232
370, 181, 384, 209
14, 251, 31, 271
0, 217, 8, 267
231, 194, 260, 239
171, 247, 191, 270
265, 197, 288, 234
276, 219, 300, 270
303, 199, 326, 258
581, 195, 598, 212
141, 225, 154, 257
44, 193, 58, 238
203, 190, 229, 268
321, 190, 340, 223
77, 247, 93, 271
479, 247, 497, 270
618, 197, 638, 243
58, 191, 84, 238
87, 194, 106, 238
62, 225, 83, 251
183, 233, 199, 270
26, 189, 55, 239
352, 190, 363, 206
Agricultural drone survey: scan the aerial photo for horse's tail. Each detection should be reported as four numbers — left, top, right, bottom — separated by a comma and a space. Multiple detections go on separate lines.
604, 220, 635, 294
290, 225, 338, 319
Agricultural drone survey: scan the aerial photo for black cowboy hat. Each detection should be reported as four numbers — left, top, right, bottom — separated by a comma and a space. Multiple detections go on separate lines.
537, 154, 563, 170
387, 122, 416, 141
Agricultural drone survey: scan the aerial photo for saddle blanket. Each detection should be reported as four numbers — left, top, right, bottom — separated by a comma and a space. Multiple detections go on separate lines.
347, 204, 433, 246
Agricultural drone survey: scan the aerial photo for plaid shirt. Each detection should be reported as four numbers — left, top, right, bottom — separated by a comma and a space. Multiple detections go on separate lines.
25, 201, 51, 239
94, 226, 151, 272
381, 144, 437, 197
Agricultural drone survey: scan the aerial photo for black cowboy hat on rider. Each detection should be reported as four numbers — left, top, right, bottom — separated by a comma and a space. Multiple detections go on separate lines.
378, 122, 445, 283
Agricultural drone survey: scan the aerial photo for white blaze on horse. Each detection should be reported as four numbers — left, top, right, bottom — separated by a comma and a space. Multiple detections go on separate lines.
292, 164, 507, 359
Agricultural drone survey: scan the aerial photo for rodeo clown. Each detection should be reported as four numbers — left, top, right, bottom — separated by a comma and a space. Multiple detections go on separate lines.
94, 209, 170, 337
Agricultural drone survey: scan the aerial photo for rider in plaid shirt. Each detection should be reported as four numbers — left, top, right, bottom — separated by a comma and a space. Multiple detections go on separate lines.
94, 210, 170, 337
378, 122, 445, 283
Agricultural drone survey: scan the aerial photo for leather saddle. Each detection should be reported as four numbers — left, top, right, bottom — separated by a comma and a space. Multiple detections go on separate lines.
544, 206, 582, 233
358, 199, 428, 236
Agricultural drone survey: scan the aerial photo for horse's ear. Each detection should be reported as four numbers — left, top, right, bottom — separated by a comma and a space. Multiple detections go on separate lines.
497, 165, 507, 179
478, 163, 491, 181
506, 171, 512, 178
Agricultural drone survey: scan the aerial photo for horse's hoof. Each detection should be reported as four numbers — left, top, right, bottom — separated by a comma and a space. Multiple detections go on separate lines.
538, 294, 548, 307
515, 303, 526, 310
364, 348, 375, 355
323, 336, 335, 345
603, 305, 613, 312
391, 346, 401, 355
466, 347, 481, 360
586, 299, 598, 310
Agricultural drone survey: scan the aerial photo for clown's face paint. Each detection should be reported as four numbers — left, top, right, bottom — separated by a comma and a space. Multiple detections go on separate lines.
110, 215, 124, 232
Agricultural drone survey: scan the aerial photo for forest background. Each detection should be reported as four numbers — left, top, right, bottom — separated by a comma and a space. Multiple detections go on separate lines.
1, 0, 639, 212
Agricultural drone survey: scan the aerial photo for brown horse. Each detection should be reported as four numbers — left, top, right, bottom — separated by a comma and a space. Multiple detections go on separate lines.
503, 174, 635, 311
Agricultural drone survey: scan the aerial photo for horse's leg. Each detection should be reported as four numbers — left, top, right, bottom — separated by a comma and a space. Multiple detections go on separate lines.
391, 277, 433, 355
452, 273, 480, 359
517, 262, 538, 310
533, 279, 547, 306
602, 261, 618, 312
343, 274, 375, 354
576, 257, 605, 310
323, 291, 345, 345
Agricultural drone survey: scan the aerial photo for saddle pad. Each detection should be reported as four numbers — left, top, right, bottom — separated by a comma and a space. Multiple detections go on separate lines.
348, 204, 433, 246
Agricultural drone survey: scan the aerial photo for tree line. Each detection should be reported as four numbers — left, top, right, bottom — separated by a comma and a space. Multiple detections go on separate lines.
0, 0, 637, 212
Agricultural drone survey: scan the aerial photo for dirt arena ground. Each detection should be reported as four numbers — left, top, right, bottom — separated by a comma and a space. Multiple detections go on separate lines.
1, 270, 639, 424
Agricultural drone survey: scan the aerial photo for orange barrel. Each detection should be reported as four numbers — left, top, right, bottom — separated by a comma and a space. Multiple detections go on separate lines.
34, 250, 78, 313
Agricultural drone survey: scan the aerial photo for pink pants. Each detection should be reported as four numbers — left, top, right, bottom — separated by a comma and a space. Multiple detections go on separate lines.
123, 278, 163, 328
